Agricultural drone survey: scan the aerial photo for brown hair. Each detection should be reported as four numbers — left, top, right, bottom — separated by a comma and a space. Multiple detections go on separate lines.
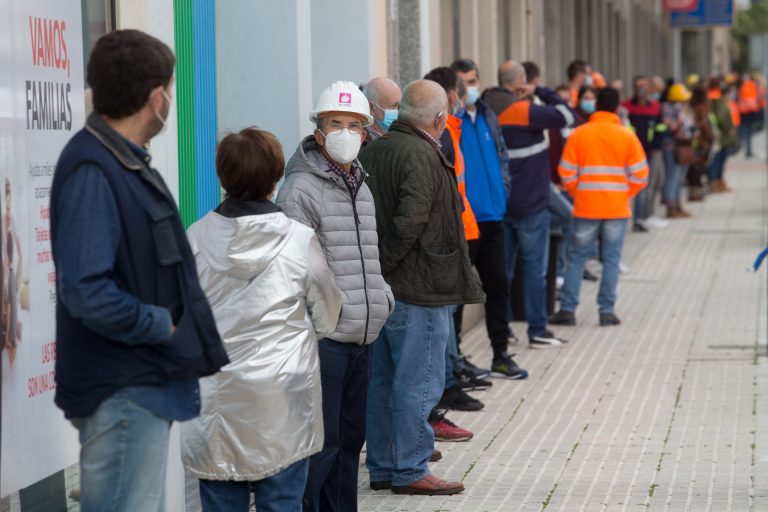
88, 30, 175, 119
216, 128, 284, 201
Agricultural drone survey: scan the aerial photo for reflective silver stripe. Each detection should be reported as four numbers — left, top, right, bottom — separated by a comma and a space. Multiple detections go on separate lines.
560, 160, 578, 171
561, 175, 578, 183
576, 182, 629, 192
627, 160, 648, 173
555, 104, 575, 126
456, 171, 465, 184
628, 176, 648, 184
579, 165, 626, 176
507, 139, 549, 159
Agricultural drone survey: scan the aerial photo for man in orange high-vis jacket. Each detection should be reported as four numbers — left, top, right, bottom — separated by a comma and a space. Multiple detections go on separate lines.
446, 115, 480, 241
739, 76, 760, 157
550, 87, 648, 328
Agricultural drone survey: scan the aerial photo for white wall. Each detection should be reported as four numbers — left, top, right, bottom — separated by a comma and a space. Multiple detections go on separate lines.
216, 0, 314, 158
116, 0, 179, 202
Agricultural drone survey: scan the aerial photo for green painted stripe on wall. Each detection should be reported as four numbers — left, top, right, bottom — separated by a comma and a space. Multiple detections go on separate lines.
174, 0, 197, 227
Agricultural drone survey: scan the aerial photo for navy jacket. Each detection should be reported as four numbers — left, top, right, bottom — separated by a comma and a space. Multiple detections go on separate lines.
483, 86, 575, 219
51, 113, 229, 419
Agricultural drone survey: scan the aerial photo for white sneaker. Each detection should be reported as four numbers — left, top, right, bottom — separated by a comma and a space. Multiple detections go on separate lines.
555, 276, 565, 289
643, 216, 669, 229
619, 262, 630, 274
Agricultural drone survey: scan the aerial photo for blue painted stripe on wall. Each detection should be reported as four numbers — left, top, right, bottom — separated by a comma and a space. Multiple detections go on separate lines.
193, 0, 219, 220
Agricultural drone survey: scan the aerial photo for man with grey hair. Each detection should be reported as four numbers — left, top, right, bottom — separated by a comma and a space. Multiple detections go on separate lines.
483, 60, 575, 350
362, 77, 402, 143
360, 79, 484, 496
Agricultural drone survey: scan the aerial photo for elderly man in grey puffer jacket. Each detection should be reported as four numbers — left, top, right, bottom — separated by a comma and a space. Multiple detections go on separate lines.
276, 81, 393, 512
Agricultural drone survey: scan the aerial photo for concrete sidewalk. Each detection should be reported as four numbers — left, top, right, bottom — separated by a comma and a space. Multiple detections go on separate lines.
358, 151, 768, 511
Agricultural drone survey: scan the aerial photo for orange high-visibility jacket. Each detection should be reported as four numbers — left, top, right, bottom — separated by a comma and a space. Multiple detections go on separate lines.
729, 99, 742, 127
739, 79, 760, 114
558, 111, 648, 219
446, 115, 480, 241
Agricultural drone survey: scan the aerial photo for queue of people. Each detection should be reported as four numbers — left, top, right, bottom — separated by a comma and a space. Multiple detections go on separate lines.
50, 29, 757, 512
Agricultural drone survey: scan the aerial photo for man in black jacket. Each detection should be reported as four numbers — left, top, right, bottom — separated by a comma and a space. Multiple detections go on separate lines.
360, 79, 484, 496
51, 30, 228, 512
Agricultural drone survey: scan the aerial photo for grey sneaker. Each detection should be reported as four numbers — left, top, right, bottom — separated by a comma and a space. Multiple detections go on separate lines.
529, 329, 568, 349
599, 312, 621, 326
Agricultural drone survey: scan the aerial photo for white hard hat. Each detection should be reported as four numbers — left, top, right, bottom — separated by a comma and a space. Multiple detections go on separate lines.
310, 81, 373, 126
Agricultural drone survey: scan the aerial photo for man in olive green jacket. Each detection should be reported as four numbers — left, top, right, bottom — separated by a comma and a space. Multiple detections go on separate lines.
359, 79, 484, 496
708, 81, 738, 192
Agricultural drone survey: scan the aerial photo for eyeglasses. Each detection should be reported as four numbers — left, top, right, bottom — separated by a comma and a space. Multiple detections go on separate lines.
325, 119, 365, 134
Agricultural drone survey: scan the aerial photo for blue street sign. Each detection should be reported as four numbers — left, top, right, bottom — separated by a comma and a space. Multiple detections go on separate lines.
669, 0, 733, 28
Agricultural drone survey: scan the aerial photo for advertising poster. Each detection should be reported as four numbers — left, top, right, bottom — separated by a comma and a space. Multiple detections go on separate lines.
0, 0, 85, 495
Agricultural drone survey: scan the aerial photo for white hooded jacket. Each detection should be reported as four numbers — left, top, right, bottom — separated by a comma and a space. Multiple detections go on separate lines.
181, 199, 341, 481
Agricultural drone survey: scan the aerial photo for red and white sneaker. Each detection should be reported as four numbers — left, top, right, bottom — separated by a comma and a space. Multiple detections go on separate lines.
430, 412, 473, 442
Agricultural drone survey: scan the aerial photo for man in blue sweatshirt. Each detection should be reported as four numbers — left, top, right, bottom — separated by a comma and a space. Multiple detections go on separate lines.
483, 60, 574, 350
450, 59, 527, 380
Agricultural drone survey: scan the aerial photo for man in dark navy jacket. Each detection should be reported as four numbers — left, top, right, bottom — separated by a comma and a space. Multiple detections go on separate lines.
483, 60, 575, 351
51, 30, 228, 512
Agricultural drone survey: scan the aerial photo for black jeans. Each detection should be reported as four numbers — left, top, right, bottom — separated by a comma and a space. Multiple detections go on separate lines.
304, 338, 370, 512
454, 221, 509, 357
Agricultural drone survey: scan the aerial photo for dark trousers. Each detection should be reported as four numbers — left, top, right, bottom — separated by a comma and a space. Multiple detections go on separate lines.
304, 338, 370, 512
454, 221, 509, 357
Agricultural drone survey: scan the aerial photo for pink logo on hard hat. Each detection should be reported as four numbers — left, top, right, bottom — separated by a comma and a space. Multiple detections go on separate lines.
339, 92, 352, 105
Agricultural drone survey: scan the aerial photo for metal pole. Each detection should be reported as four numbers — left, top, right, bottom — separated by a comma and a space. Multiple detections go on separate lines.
672, 28, 682, 82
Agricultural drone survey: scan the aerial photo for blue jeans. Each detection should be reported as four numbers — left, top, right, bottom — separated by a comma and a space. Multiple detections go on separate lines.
549, 184, 573, 279
444, 307, 458, 390
366, 301, 450, 486
74, 390, 172, 512
304, 339, 369, 512
740, 122, 753, 156
504, 209, 550, 339
559, 218, 629, 314
199, 459, 309, 512
662, 148, 686, 204
707, 147, 729, 182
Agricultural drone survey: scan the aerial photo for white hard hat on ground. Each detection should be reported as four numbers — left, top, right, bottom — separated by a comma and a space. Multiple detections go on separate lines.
310, 81, 374, 126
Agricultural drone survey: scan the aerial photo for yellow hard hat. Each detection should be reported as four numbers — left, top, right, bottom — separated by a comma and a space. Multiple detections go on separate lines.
668, 83, 692, 102
686, 73, 700, 88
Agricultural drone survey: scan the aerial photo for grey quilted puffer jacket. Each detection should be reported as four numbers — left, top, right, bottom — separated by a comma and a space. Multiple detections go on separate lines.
276, 136, 393, 344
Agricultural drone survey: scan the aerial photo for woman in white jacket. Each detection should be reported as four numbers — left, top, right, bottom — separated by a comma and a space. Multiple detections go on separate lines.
182, 128, 342, 512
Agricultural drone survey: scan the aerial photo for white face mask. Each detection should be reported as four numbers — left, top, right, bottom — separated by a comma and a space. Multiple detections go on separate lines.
154, 90, 172, 135
322, 128, 362, 164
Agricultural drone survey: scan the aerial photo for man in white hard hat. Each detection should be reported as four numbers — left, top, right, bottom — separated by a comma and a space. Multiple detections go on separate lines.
362, 77, 402, 143
276, 81, 394, 512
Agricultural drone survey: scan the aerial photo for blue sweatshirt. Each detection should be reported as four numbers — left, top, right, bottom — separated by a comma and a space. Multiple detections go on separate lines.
458, 100, 510, 222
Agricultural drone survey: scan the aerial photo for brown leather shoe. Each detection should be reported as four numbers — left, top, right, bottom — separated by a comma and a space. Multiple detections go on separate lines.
391, 473, 465, 495
430, 449, 443, 462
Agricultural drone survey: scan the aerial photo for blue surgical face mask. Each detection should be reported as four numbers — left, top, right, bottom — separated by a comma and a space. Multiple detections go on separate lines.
377, 108, 398, 132
466, 86, 480, 106
649, 92, 661, 101
453, 100, 465, 117
580, 99, 596, 114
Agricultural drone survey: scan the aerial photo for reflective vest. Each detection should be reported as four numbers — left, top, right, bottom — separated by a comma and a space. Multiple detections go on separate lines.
739, 79, 760, 114
729, 99, 741, 127
558, 111, 649, 219
708, 89, 722, 100
446, 115, 480, 241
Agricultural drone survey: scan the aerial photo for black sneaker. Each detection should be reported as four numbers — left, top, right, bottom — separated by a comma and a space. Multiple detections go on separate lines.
599, 312, 621, 326
549, 310, 576, 326
455, 367, 493, 390
633, 223, 649, 233
491, 354, 528, 380
583, 269, 598, 282
437, 384, 485, 411
461, 356, 491, 379
529, 329, 568, 349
